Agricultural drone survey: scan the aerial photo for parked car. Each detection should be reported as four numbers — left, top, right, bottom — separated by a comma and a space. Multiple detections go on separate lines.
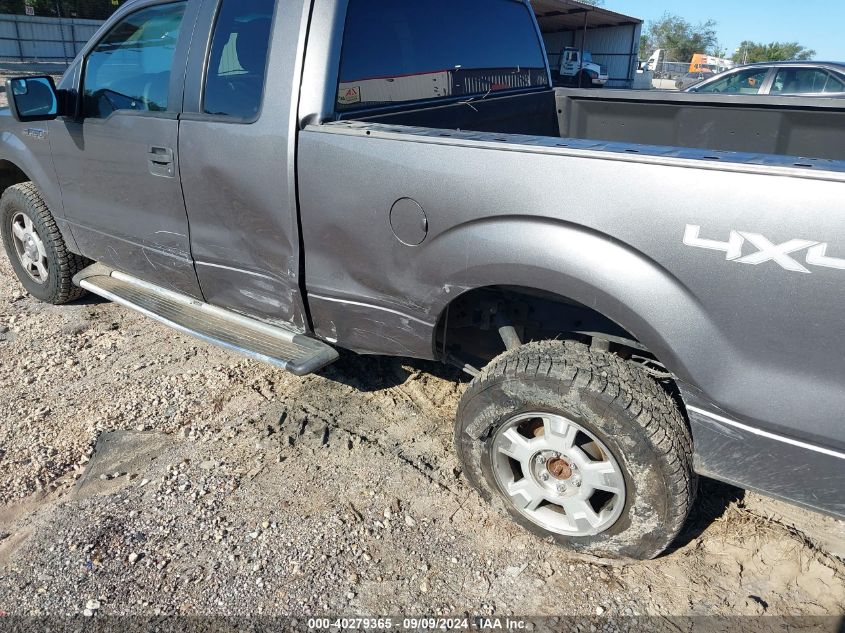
675, 70, 714, 90
1, 0, 844, 561
686, 61, 845, 95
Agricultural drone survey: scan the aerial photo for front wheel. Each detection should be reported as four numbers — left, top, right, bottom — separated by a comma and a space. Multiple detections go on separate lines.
1, 182, 89, 304
577, 71, 591, 88
455, 340, 696, 560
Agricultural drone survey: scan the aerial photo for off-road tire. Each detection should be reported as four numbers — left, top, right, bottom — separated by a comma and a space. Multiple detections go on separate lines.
456, 340, 696, 560
1, 182, 89, 304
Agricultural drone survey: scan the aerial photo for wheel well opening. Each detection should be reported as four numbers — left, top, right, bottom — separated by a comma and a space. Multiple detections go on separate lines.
435, 285, 679, 392
0, 161, 30, 198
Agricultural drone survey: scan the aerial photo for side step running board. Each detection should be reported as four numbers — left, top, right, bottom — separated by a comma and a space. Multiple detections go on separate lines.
73, 264, 338, 376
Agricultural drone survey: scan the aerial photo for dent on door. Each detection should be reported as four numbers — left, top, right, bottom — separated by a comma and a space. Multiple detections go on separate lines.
178, 120, 308, 330
52, 114, 202, 299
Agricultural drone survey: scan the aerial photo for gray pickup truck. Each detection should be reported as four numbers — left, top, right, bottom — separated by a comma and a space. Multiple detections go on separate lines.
1, 0, 843, 560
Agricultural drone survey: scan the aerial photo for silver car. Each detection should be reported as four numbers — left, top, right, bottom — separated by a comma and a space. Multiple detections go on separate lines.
687, 61, 845, 96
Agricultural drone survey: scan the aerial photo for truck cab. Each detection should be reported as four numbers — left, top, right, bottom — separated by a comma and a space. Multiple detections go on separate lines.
556, 46, 608, 87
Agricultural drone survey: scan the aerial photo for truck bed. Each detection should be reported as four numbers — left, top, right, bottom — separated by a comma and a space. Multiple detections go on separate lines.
346, 88, 845, 164
555, 89, 845, 162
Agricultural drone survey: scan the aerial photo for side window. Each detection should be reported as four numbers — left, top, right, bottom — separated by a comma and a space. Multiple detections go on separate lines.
203, 0, 274, 120
824, 73, 845, 93
696, 68, 769, 94
771, 68, 831, 94
83, 3, 186, 119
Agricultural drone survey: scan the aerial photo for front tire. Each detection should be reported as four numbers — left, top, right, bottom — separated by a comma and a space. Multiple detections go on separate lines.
577, 71, 591, 88
1, 182, 89, 304
455, 340, 696, 560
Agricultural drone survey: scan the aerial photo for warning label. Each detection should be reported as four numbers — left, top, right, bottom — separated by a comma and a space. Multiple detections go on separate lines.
338, 86, 362, 105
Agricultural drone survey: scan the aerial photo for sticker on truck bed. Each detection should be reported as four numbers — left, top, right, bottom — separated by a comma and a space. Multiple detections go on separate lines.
684, 225, 845, 274
338, 86, 362, 105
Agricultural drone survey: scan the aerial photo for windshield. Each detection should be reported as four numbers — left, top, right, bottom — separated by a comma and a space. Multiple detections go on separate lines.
337, 0, 549, 112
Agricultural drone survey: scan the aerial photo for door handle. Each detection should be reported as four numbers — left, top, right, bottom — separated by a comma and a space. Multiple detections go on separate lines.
148, 146, 175, 178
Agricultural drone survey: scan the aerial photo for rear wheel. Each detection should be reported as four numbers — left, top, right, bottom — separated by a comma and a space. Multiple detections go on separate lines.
1, 182, 89, 304
455, 340, 696, 560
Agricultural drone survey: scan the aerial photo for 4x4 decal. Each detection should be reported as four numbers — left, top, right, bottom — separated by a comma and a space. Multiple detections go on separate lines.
684, 225, 845, 274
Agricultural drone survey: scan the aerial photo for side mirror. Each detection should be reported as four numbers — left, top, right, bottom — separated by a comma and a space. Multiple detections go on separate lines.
5, 76, 61, 122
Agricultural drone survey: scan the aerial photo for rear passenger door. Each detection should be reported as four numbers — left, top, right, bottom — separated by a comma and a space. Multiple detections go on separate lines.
179, 0, 310, 330
50, 1, 203, 298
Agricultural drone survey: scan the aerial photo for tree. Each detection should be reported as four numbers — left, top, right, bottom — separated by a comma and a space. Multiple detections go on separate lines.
733, 41, 816, 63
640, 12, 719, 62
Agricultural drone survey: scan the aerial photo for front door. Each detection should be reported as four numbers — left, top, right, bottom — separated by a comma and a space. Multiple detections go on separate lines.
50, 0, 202, 298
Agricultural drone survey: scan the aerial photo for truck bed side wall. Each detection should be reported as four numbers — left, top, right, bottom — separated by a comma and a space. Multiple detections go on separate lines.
556, 89, 845, 161
341, 88, 845, 164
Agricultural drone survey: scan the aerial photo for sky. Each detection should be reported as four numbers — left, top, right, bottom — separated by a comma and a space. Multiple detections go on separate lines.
604, 0, 844, 61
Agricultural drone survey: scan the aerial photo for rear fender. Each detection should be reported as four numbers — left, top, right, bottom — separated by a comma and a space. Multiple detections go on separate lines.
311, 215, 723, 394
423, 218, 722, 388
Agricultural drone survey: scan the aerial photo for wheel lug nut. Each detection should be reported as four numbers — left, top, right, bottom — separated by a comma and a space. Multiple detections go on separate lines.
537, 455, 546, 464
557, 483, 567, 494
540, 473, 550, 482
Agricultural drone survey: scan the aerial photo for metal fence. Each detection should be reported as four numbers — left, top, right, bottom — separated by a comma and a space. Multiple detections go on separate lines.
0, 0, 124, 66
0, 13, 103, 64
650, 61, 691, 81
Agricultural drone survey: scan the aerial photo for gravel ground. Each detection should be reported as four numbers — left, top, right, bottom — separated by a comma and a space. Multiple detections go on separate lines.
0, 251, 844, 620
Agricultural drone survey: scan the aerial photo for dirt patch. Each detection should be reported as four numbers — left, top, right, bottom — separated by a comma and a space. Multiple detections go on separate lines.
0, 253, 843, 617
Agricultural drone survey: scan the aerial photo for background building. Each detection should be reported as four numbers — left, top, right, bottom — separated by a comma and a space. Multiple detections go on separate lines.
532, 0, 643, 88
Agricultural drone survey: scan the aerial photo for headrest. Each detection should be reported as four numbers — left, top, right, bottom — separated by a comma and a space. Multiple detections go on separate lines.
236, 18, 272, 73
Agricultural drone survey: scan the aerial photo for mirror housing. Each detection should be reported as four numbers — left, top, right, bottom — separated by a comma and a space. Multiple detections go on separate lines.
5, 76, 62, 123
